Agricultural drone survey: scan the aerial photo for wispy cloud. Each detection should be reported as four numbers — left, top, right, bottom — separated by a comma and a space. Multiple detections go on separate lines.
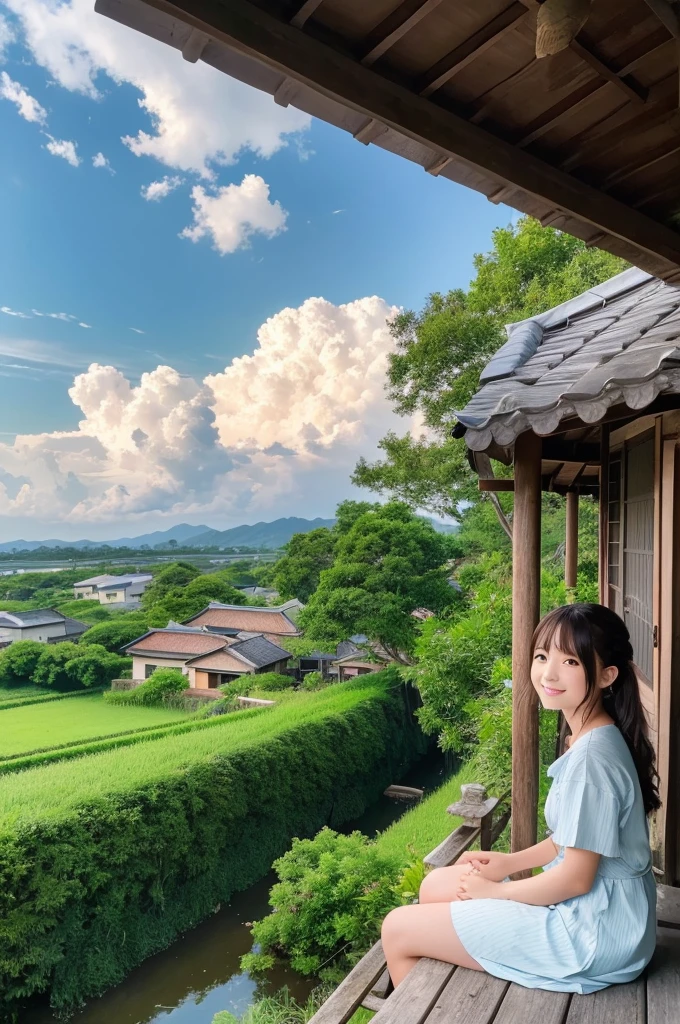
1, 306, 31, 319
78, 322, 92, 329
332, 209, 345, 215
0, 71, 47, 125
0, 338, 83, 369
92, 151, 114, 174
141, 175, 183, 201
44, 135, 80, 167
129, 327, 145, 334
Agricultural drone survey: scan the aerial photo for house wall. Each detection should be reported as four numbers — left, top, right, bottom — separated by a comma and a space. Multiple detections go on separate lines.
0, 622, 66, 643
131, 655, 189, 680
191, 667, 250, 689
74, 586, 98, 600
98, 588, 128, 605
603, 410, 680, 884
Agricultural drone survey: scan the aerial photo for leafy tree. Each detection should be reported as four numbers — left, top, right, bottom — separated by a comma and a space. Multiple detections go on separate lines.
353, 217, 627, 520
299, 502, 457, 660
140, 562, 201, 609
250, 671, 295, 691
273, 528, 335, 603
79, 614, 149, 653
145, 574, 246, 628
0, 640, 45, 686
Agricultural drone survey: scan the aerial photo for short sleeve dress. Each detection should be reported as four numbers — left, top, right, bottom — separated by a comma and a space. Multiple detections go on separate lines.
448, 724, 656, 993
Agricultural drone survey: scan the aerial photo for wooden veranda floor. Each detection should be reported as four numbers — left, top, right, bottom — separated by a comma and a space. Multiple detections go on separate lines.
310, 887, 680, 1024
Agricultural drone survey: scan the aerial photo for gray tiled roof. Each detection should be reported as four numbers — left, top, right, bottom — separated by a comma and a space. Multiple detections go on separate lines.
0, 608, 65, 627
231, 635, 291, 668
454, 268, 680, 451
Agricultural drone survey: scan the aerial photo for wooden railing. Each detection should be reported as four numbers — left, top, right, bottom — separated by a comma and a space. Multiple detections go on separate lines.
308, 782, 509, 1024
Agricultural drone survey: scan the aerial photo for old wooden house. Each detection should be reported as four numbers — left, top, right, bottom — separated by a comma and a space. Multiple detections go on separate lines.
94, 0, 680, 1020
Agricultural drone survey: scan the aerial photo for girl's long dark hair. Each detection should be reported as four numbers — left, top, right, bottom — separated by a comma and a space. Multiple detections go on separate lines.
532, 603, 660, 815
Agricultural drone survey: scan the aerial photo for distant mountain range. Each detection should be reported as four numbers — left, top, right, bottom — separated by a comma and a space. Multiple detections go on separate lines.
0, 515, 458, 553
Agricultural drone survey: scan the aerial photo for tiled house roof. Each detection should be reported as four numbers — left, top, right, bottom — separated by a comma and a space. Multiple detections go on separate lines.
185, 603, 299, 635
125, 630, 226, 658
453, 269, 680, 452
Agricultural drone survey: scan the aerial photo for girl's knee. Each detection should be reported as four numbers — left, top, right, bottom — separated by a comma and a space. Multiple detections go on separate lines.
381, 906, 410, 947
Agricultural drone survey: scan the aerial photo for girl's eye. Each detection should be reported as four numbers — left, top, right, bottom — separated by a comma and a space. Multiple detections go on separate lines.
534, 653, 546, 661
565, 658, 579, 666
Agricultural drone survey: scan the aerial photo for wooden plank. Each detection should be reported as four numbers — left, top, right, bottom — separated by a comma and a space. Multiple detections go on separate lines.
418, 2, 528, 98
290, 0, 324, 29
493, 984, 571, 1024
565, 978, 645, 1023
518, 80, 607, 148
647, 926, 680, 1024
370, 957, 455, 1024
511, 431, 542, 855
652, 418, 662, 730
657, 883, 680, 928
427, 968, 509, 1024
140, 0, 680, 272
424, 823, 479, 867
307, 940, 387, 1024
361, 993, 387, 1012
656, 442, 679, 882
603, 142, 680, 189
599, 424, 610, 607
362, 0, 445, 68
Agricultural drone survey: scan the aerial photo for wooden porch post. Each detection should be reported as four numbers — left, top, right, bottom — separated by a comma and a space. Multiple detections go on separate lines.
565, 489, 579, 593
511, 431, 542, 854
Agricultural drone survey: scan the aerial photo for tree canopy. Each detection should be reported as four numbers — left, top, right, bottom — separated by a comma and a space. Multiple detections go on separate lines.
299, 502, 457, 659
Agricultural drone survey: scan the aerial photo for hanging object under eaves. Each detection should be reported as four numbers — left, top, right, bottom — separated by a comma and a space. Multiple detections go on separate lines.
535, 0, 593, 58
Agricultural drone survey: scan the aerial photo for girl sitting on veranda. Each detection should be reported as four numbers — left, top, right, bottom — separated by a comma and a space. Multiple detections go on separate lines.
381, 602, 659, 993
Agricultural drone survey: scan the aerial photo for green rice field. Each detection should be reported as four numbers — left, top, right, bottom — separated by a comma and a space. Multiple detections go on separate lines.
0, 693, 189, 759
0, 679, 382, 822
0, 685, 46, 703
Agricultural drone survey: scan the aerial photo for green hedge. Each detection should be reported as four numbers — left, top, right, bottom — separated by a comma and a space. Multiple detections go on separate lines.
0, 671, 425, 1018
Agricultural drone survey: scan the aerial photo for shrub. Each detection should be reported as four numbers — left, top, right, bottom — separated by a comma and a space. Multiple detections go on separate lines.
251, 672, 295, 691
33, 644, 128, 691
300, 671, 326, 692
104, 668, 186, 706
242, 829, 399, 980
0, 640, 45, 686
79, 614, 149, 653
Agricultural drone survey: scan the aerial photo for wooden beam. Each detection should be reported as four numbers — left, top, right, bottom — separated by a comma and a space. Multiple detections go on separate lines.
565, 489, 579, 589
479, 478, 515, 491
603, 141, 680, 189
642, 0, 680, 39
140, 0, 680, 270
541, 439, 600, 462
511, 431, 541, 857
598, 424, 609, 606
361, 0, 445, 68
417, 2, 528, 98
517, 80, 606, 148
290, 0, 324, 30
568, 39, 647, 105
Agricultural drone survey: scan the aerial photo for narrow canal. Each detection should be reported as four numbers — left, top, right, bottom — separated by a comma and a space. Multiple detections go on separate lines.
26, 747, 452, 1024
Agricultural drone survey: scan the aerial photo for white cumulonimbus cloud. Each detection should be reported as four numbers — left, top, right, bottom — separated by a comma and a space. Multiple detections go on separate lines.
0, 70, 47, 124
44, 135, 80, 166
180, 175, 287, 254
141, 175, 183, 201
3, 0, 310, 178
0, 296, 409, 529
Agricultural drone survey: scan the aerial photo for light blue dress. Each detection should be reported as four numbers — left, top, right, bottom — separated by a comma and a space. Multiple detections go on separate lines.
449, 724, 656, 993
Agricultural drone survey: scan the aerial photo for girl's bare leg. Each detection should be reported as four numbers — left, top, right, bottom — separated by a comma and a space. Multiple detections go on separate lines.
418, 864, 470, 904
381, 902, 483, 987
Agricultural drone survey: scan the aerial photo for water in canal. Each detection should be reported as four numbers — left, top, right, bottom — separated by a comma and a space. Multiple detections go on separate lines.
26, 746, 452, 1024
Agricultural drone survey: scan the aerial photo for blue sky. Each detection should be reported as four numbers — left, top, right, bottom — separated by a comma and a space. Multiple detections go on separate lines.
0, 0, 515, 540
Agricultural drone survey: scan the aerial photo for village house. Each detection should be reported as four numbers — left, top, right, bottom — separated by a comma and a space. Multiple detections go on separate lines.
124, 624, 292, 688
182, 602, 301, 645
73, 573, 153, 606
0, 609, 89, 646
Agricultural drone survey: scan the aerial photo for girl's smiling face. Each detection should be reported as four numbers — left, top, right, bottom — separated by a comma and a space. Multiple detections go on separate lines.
531, 636, 590, 713
530, 625, 619, 719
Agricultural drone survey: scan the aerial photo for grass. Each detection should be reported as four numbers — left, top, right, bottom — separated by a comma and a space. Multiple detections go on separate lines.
0, 678, 385, 823
0, 687, 106, 712
0, 693, 189, 758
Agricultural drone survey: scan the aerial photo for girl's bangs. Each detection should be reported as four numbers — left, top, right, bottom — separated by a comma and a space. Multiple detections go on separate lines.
532, 607, 579, 657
